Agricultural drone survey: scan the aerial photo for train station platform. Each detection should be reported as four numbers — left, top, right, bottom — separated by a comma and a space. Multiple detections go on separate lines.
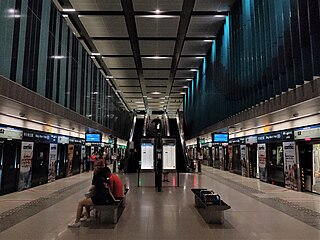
0, 165, 319, 240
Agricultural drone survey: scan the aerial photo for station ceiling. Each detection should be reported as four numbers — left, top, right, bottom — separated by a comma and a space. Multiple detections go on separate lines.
54, 0, 236, 115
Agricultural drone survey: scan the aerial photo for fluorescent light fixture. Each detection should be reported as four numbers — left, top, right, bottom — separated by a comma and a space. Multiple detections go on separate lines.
8, 9, 17, 13
204, 39, 214, 42
51, 56, 64, 59
182, 86, 189, 88
106, 75, 114, 78
196, 56, 204, 59
186, 78, 193, 81
151, 91, 162, 95
90, 56, 95, 59
142, 15, 176, 18
154, 9, 161, 14
214, 15, 226, 18
62, 8, 76, 12
190, 69, 198, 72
91, 52, 101, 56
143, 56, 171, 60
180, 92, 186, 94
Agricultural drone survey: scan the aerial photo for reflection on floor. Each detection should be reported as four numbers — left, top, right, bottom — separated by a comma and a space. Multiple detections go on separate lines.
0, 165, 319, 240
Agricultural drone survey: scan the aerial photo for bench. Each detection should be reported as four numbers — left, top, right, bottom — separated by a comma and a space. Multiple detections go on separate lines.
91, 187, 129, 224
191, 188, 230, 224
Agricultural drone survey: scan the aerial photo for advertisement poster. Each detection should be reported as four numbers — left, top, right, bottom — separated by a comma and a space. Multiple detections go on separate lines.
240, 145, 247, 177
228, 146, 233, 171
258, 144, 267, 181
283, 142, 297, 190
313, 144, 320, 190
67, 144, 74, 176
219, 146, 224, 170
48, 144, 58, 182
18, 142, 34, 191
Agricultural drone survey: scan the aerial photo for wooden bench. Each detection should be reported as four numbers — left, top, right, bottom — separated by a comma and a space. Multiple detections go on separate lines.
92, 187, 129, 224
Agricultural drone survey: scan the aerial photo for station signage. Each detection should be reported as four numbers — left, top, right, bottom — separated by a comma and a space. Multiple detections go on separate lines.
294, 125, 320, 140
58, 136, 70, 144
0, 127, 23, 140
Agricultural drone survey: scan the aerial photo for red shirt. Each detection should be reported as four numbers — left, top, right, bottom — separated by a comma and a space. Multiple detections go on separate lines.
109, 174, 124, 199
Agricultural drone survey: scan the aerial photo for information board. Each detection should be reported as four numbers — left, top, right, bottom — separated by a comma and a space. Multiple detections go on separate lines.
163, 145, 176, 170
141, 143, 154, 170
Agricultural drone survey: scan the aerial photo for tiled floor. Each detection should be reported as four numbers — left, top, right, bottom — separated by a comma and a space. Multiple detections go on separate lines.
0, 165, 319, 240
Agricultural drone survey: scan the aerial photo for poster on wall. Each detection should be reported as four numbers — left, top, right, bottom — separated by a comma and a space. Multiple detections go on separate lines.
228, 146, 233, 171
258, 144, 267, 181
67, 144, 74, 176
283, 142, 297, 190
240, 145, 247, 177
313, 144, 320, 191
18, 142, 34, 191
219, 146, 224, 170
48, 144, 58, 182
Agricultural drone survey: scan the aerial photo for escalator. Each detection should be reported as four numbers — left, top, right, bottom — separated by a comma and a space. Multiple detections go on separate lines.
175, 110, 190, 172
125, 114, 145, 173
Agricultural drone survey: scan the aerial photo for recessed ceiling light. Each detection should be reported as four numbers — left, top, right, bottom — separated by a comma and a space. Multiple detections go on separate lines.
182, 86, 189, 88
91, 52, 101, 56
190, 69, 198, 72
51, 56, 64, 59
203, 40, 214, 42
180, 92, 186, 94
62, 8, 76, 12
142, 15, 175, 18
106, 75, 114, 78
151, 91, 162, 95
154, 9, 161, 14
196, 57, 204, 59
186, 79, 193, 81
143, 56, 171, 60
62, 14, 68, 18
214, 15, 226, 18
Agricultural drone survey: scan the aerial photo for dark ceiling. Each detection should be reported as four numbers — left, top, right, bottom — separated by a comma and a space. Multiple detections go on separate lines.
54, 0, 236, 116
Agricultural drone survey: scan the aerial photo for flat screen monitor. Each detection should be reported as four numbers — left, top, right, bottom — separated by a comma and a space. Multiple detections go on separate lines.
85, 133, 102, 143
212, 133, 229, 143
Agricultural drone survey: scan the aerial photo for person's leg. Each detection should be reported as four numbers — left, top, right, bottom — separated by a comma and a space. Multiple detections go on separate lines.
75, 198, 94, 222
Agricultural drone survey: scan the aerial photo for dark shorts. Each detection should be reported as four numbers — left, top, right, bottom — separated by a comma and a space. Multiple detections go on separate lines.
91, 195, 114, 205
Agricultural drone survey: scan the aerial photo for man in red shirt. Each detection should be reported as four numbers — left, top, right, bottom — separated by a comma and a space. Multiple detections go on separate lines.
105, 167, 124, 200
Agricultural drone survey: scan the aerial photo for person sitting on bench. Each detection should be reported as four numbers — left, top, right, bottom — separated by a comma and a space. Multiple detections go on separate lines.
68, 167, 118, 228
105, 167, 124, 201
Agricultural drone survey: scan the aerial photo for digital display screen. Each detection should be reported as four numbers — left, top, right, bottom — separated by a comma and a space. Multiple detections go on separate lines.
85, 133, 102, 143
213, 133, 229, 143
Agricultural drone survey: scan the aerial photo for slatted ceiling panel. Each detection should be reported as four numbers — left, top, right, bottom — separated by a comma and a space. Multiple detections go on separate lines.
70, 0, 122, 11
194, 0, 235, 11
133, 0, 183, 11
146, 86, 167, 92
145, 80, 168, 86
80, 16, 128, 37
115, 79, 140, 87
135, 17, 180, 37
175, 70, 195, 78
142, 58, 172, 69
119, 86, 141, 92
187, 16, 225, 37
178, 57, 202, 68
123, 93, 143, 98
144, 70, 170, 79
139, 40, 175, 56
109, 70, 138, 78
172, 86, 187, 92
173, 82, 189, 87
93, 40, 132, 55
182, 40, 212, 55
103, 57, 136, 68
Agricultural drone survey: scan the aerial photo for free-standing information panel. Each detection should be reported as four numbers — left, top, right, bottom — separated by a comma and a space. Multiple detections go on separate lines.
163, 145, 176, 169
162, 138, 176, 170
141, 143, 154, 170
